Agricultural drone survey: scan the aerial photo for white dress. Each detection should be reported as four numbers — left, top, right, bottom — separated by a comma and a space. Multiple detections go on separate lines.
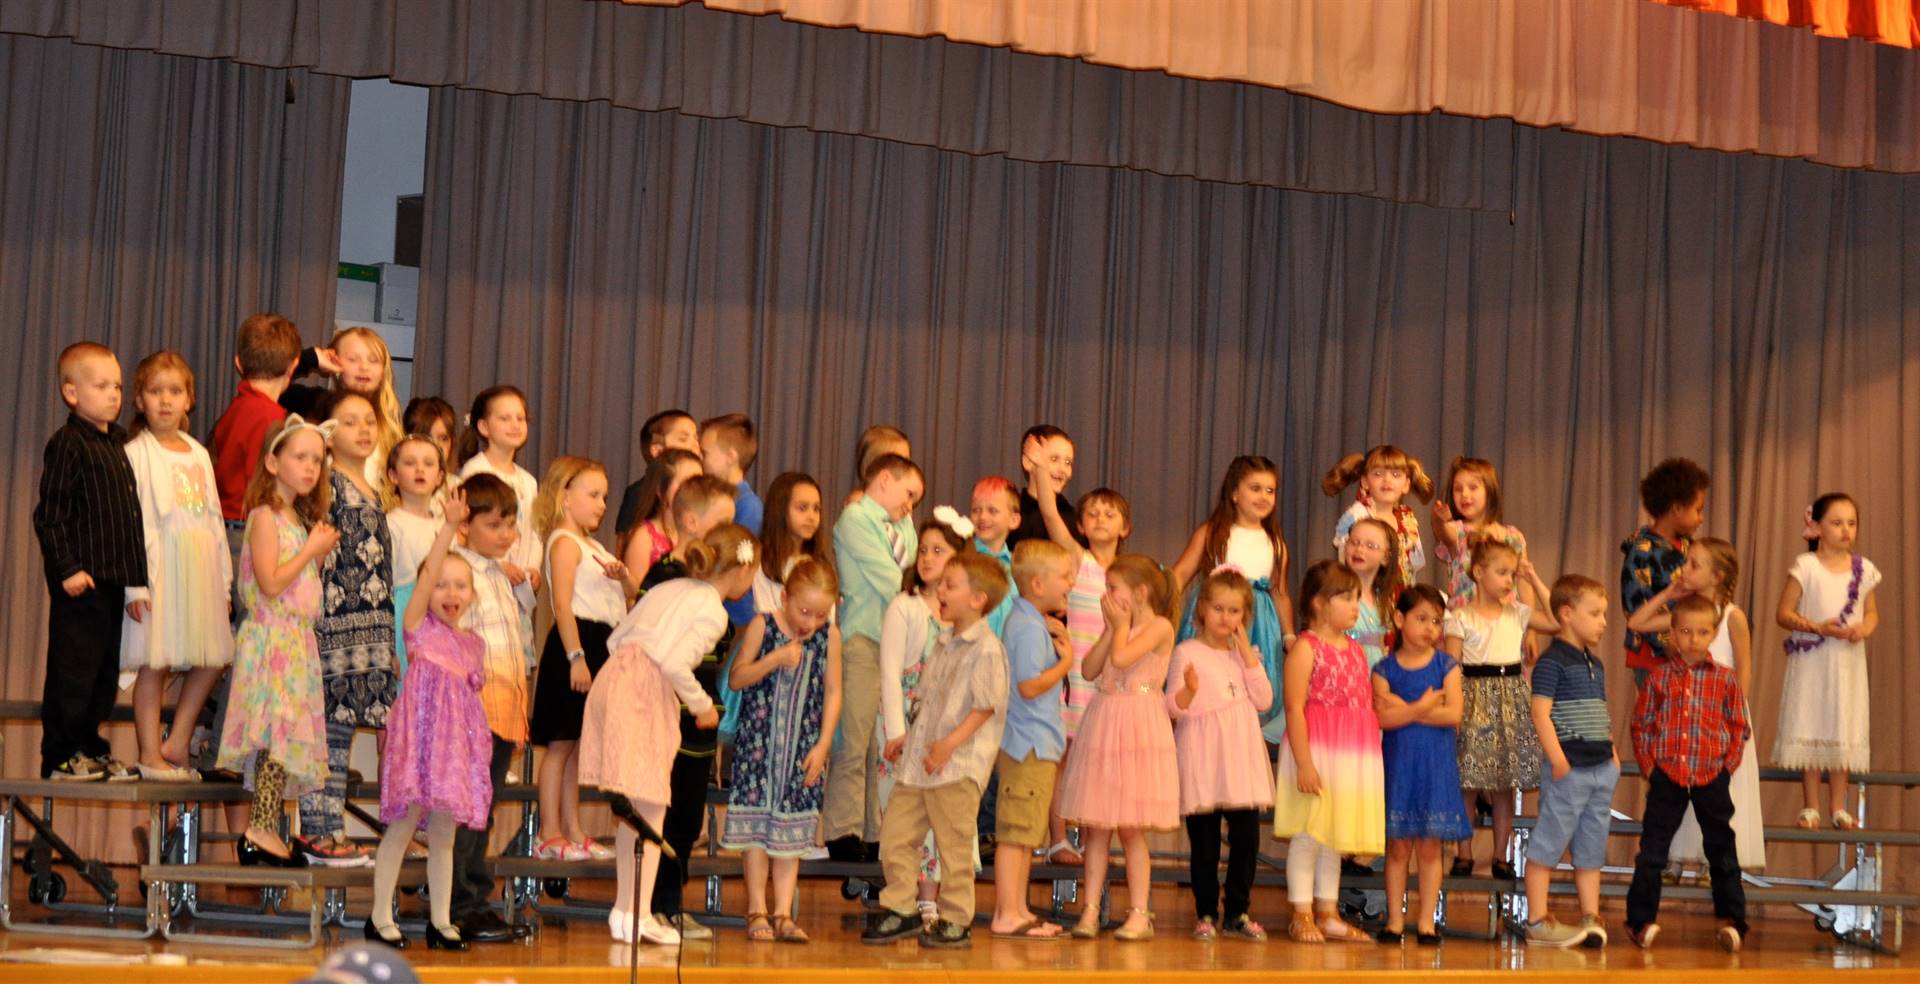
1773, 553, 1879, 771
1670, 605, 1766, 870
119, 432, 234, 670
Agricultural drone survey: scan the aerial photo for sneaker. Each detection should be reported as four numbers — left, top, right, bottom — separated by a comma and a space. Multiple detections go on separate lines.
1717, 923, 1742, 953
1192, 917, 1217, 941
1524, 916, 1589, 948
862, 909, 922, 945
920, 918, 972, 949
1578, 915, 1609, 948
50, 753, 104, 781
1224, 914, 1267, 941
667, 913, 713, 941
1627, 922, 1660, 949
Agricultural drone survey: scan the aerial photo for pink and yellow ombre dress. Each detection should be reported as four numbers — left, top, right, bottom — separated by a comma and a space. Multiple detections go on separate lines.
1272, 632, 1385, 855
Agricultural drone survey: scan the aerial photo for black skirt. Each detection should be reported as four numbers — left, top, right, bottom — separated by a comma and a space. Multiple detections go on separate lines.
528, 619, 614, 745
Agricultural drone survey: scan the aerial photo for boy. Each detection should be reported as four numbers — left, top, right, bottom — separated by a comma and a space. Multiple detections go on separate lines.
968, 476, 1023, 635
447, 473, 536, 943
1620, 457, 1709, 688
1523, 574, 1621, 948
1627, 593, 1751, 952
32, 342, 145, 781
824, 454, 923, 859
700, 412, 762, 628
613, 408, 700, 535
636, 474, 737, 941
1011, 425, 1086, 549
863, 551, 1010, 949
211, 313, 304, 526
989, 539, 1076, 940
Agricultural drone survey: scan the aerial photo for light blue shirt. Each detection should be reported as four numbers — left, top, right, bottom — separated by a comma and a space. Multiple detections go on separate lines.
975, 539, 1017, 637
999, 597, 1065, 762
833, 495, 914, 643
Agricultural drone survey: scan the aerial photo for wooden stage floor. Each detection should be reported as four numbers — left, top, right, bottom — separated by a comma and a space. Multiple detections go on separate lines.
0, 878, 1908, 982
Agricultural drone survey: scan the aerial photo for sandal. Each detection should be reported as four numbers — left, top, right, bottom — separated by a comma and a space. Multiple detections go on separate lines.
1070, 916, 1102, 939
771, 914, 810, 944
1045, 840, 1084, 866
744, 912, 774, 942
1112, 908, 1154, 942
1833, 809, 1859, 831
1288, 912, 1325, 944
1796, 808, 1823, 830
990, 917, 1064, 941
1319, 914, 1370, 943
1191, 916, 1216, 941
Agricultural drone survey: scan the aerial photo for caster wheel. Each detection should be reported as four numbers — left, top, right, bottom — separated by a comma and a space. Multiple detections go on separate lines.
543, 878, 570, 900
1816, 915, 1837, 933
29, 872, 66, 905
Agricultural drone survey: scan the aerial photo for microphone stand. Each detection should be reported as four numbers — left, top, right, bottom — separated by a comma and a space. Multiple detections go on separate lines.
612, 795, 676, 984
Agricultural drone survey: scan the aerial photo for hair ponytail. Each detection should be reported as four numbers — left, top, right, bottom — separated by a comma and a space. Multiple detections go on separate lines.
453, 385, 527, 470
684, 523, 759, 582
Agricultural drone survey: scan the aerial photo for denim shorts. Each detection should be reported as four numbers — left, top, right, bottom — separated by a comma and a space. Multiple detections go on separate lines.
1525, 758, 1620, 870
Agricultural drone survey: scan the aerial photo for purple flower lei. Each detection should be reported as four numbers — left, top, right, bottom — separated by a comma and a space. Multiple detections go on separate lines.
1783, 554, 1864, 655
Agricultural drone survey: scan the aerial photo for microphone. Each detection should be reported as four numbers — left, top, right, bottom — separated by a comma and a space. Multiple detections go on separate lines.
609, 795, 677, 860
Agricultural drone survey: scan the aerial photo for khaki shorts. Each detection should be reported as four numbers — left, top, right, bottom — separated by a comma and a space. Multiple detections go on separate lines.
993, 751, 1058, 849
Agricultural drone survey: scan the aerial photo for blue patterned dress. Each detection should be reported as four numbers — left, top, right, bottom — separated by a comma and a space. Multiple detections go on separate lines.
722, 613, 832, 856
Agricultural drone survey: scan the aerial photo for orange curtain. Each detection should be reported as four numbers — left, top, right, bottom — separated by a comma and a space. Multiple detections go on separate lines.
1655, 0, 1920, 48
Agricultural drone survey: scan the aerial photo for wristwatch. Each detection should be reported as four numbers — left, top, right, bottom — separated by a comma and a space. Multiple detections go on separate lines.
566, 648, 585, 664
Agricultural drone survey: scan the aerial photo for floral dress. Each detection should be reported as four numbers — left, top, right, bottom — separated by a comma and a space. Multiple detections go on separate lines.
317, 471, 396, 726
217, 508, 328, 795
723, 614, 832, 856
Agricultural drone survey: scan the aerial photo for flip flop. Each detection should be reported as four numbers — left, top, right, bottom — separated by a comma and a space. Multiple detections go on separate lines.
991, 918, 1064, 941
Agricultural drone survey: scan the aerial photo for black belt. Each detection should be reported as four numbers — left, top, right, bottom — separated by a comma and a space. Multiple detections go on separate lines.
1461, 663, 1523, 678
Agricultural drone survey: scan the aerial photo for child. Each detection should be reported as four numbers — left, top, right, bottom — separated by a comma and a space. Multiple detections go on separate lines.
325, 326, 405, 492
1627, 538, 1764, 870
579, 524, 759, 946
455, 385, 542, 595
1167, 570, 1275, 942
1012, 425, 1086, 548
119, 352, 232, 780
751, 472, 835, 614
825, 454, 923, 860
1057, 554, 1180, 941
967, 476, 1023, 635
845, 425, 910, 507
446, 472, 536, 943
216, 415, 339, 862
1325, 445, 1435, 588
1170, 455, 1296, 742
1431, 457, 1529, 608
988, 539, 1076, 941
386, 436, 446, 682
1370, 585, 1468, 945
1627, 594, 1752, 952
34, 342, 148, 781
862, 551, 1010, 950
1272, 560, 1383, 943
1619, 457, 1710, 688
877, 507, 971, 920
1774, 493, 1881, 830
529, 457, 637, 862
723, 559, 843, 943
701, 413, 762, 632
366, 491, 488, 951
1521, 575, 1620, 948
613, 409, 699, 533
212, 314, 303, 530
300, 391, 397, 864
614, 449, 703, 587
402, 396, 459, 469
1031, 480, 1130, 863
1446, 539, 1556, 877
1342, 516, 1405, 668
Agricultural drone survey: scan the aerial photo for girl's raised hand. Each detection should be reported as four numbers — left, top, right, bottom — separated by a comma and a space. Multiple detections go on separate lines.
1431, 498, 1454, 528
1099, 591, 1128, 628
1234, 622, 1257, 664
1183, 661, 1200, 695
308, 521, 341, 557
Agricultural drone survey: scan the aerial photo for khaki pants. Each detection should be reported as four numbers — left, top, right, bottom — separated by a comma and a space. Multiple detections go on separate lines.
822, 634, 882, 841
878, 778, 982, 925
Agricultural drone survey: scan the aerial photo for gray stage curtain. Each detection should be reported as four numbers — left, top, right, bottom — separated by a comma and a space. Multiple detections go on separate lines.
0, 33, 349, 855
418, 84, 1920, 884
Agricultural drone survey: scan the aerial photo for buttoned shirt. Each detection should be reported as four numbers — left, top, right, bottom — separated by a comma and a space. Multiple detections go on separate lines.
1632, 654, 1749, 787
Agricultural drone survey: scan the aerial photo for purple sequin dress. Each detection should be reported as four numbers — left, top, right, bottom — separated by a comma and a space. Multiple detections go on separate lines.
381, 612, 493, 829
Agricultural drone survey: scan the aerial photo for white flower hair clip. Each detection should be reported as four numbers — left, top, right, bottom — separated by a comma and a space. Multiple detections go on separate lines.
735, 539, 756, 566
932, 504, 975, 539
267, 413, 339, 455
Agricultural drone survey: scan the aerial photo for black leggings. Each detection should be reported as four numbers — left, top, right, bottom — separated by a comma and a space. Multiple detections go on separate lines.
649, 750, 715, 916
1186, 808, 1261, 922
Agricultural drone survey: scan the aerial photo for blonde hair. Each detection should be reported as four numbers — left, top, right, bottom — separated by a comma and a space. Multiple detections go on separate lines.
330, 326, 404, 470
783, 556, 840, 601
534, 456, 607, 539
1012, 538, 1072, 589
683, 523, 759, 581
1690, 537, 1740, 607
129, 350, 195, 435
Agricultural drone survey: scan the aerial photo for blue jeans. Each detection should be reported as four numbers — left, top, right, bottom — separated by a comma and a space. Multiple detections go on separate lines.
1525, 758, 1620, 870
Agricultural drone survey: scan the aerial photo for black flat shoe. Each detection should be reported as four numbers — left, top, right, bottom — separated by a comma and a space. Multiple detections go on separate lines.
1490, 861, 1517, 880
426, 922, 469, 951
1449, 857, 1474, 877
1374, 927, 1404, 944
238, 834, 307, 869
1417, 930, 1443, 946
364, 918, 408, 948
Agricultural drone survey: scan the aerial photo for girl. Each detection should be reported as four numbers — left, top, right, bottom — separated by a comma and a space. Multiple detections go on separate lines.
1167, 570, 1275, 942
1058, 555, 1181, 942
402, 396, 459, 471
1626, 537, 1764, 870
1325, 445, 1435, 589
454, 385, 541, 592
300, 391, 397, 865
330, 327, 405, 486
1774, 493, 1881, 831
723, 559, 843, 943
119, 352, 233, 780
1032, 473, 1131, 863
1431, 457, 1529, 607
529, 457, 638, 861
1445, 538, 1556, 878
615, 448, 703, 588
876, 507, 971, 921
1272, 560, 1384, 943
729, 472, 836, 746
366, 491, 488, 951
386, 436, 445, 683
578, 524, 760, 946
1371, 585, 1469, 944
217, 415, 339, 865
1342, 516, 1405, 669
1171, 455, 1296, 742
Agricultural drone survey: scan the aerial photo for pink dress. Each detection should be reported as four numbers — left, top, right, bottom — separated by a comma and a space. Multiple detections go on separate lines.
1056, 629, 1181, 831
381, 613, 493, 829
1166, 640, 1274, 815
1062, 552, 1105, 738
1272, 633, 1386, 855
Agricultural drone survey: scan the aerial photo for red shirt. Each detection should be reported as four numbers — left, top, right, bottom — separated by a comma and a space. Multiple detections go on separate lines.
210, 380, 287, 520
1631, 654, 1750, 787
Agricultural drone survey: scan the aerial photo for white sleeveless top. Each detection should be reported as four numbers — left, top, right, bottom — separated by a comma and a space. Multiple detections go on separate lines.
1223, 526, 1276, 582
1709, 603, 1739, 670
546, 529, 627, 627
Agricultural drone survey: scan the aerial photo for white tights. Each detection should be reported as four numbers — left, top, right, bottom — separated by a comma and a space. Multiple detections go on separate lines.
371, 806, 456, 933
1285, 833, 1341, 906
612, 799, 668, 925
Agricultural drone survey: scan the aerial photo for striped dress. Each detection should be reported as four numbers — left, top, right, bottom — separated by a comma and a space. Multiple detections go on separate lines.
1062, 551, 1106, 738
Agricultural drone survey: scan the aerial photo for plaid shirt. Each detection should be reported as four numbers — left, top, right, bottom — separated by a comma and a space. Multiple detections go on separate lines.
1619, 526, 1688, 671
454, 545, 533, 742
1631, 654, 1749, 787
